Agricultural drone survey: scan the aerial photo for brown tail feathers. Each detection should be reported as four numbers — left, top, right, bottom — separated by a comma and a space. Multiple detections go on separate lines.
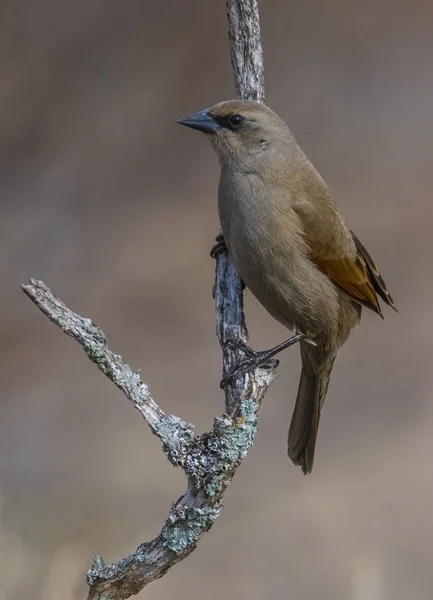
287, 344, 336, 474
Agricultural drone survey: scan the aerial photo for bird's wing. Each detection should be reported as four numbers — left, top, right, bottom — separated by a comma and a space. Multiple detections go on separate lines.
350, 231, 397, 312
308, 230, 397, 317
288, 161, 396, 316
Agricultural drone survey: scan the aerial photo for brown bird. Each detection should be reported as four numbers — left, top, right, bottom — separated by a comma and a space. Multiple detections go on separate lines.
179, 100, 396, 474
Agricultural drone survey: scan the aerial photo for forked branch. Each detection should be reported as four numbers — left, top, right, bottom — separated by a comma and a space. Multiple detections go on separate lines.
22, 2, 279, 599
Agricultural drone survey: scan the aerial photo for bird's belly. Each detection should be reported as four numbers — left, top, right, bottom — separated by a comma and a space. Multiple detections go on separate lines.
228, 237, 303, 332
241, 268, 298, 331
226, 226, 344, 343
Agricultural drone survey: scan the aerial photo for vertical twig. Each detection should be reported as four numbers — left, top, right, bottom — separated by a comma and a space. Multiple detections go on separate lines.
217, 0, 267, 415
226, 0, 265, 102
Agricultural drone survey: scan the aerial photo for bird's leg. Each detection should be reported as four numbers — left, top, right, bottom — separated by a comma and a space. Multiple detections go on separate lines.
221, 332, 305, 387
210, 233, 228, 258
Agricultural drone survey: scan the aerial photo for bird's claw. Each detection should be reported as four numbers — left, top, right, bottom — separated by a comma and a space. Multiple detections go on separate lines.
210, 234, 228, 259
223, 338, 255, 358
220, 333, 305, 388
220, 340, 280, 388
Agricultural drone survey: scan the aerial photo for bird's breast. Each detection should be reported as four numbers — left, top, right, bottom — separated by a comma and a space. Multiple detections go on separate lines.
217, 168, 344, 341
218, 170, 307, 328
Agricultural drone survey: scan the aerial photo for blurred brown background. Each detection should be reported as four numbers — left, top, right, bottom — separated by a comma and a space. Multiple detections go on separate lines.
1, 0, 432, 598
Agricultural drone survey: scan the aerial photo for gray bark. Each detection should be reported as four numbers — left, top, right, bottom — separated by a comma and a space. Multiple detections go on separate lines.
227, 0, 265, 103
22, 2, 281, 599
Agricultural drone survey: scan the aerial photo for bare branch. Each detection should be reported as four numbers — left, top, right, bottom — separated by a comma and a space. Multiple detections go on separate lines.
21, 2, 279, 599
22, 280, 195, 463
23, 276, 275, 600
22, 280, 168, 434
226, 0, 265, 102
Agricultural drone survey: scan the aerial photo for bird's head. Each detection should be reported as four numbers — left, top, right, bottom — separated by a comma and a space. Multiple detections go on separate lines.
178, 99, 291, 167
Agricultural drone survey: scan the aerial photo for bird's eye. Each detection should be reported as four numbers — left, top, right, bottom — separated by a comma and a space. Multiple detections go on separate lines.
228, 114, 244, 128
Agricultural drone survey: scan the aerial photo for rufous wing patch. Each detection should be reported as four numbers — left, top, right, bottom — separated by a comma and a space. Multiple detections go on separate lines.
350, 231, 398, 312
312, 251, 384, 316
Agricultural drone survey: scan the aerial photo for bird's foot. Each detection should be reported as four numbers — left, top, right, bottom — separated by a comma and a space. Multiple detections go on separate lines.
221, 339, 279, 388
210, 234, 227, 259
221, 333, 305, 387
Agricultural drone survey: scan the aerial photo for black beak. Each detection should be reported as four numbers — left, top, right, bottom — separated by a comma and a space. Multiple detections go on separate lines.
177, 108, 220, 133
